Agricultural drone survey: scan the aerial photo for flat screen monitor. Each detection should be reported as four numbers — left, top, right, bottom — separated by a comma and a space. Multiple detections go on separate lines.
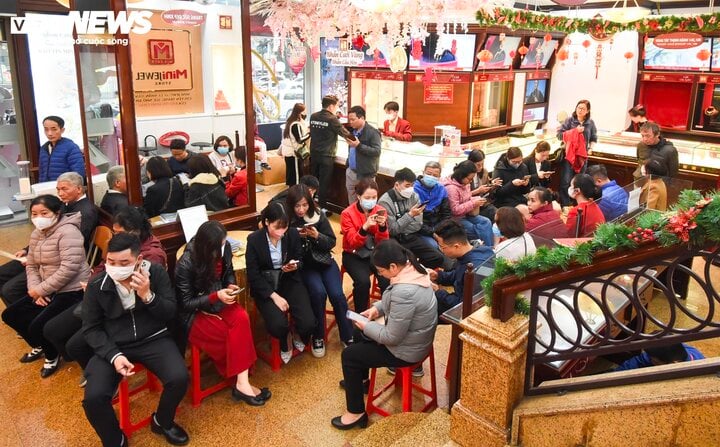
477, 35, 521, 70
524, 79, 547, 105
408, 33, 476, 71
523, 105, 547, 122
643, 37, 711, 71
519, 37, 557, 69
711, 38, 720, 72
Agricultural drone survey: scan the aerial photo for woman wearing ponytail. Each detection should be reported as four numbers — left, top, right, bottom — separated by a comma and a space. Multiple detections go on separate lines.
332, 239, 438, 430
1, 194, 91, 378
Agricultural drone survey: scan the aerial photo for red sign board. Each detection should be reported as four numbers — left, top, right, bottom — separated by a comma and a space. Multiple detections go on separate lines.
473, 72, 514, 82
527, 70, 551, 80
641, 72, 696, 83
698, 75, 720, 84
423, 84, 454, 104
653, 32, 704, 50
161, 9, 207, 27
411, 72, 471, 83
147, 40, 174, 65
351, 70, 404, 81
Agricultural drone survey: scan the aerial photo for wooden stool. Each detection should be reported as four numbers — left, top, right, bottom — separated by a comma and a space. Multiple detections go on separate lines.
365, 348, 438, 417
190, 344, 234, 407
112, 364, 161, 437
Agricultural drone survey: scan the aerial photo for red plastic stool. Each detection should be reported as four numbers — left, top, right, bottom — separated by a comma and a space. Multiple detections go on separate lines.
250, 302, 306, 371
190, 344, 234, 407
365, 348, 437, 417
325, 266, 382, 339
112, 364, 161, 437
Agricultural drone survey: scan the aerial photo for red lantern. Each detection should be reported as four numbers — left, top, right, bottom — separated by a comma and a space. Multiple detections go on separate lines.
518, 44, 529, 57
477, 49, 493, 63
624, 51, 634, 62
509, 50, 516, 59
582, 39, 591, 49
697, 48, 711, 61
286, 47, 307, 76
557, 48, 569, 61
544, 33, 553, 42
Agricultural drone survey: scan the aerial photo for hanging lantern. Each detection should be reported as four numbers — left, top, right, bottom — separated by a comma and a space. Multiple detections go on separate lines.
286, 47, 307, 76
557, 48, 569, 65
697, 48, 711, 61
595, 44, 603, 79
544, 33, 553, 43
573, 51, 579, 64
582, 39, 591, 50
624, 51, 634, 62
477, 49, 493, 64
518, 44, 529, 58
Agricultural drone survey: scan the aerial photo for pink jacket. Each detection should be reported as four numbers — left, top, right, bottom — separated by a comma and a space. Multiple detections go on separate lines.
443, 178, 475, 218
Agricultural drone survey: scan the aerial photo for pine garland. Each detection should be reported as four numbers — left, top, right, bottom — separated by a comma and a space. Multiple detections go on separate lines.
476, 7, 720, 35
483, 190, 720, 317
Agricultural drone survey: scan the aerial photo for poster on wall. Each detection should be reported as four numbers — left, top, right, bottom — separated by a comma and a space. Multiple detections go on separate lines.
423, 84, 454, 104
320, 38, 348, 100
408, 33, 476, 71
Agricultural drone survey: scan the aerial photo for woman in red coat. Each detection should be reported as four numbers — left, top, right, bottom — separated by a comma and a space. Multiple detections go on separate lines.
341, 179, 389, 312
226, 146, 248, 206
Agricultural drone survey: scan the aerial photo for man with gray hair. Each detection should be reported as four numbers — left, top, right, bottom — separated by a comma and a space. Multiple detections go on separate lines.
100, 165, 129, 216
56, 172, 98, 252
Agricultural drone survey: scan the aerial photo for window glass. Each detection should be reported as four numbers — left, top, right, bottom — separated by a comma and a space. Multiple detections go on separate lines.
251, 36, 305, 123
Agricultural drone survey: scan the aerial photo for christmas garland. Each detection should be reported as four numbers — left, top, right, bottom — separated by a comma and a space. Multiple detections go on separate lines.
482, 190, 720, 316
476, 7, 720, 36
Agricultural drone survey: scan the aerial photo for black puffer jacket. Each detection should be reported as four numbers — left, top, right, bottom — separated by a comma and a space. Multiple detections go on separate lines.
492, 154, 531, 208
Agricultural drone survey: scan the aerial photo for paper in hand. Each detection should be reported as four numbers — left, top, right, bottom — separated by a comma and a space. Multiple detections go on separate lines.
346, 310, 369, 324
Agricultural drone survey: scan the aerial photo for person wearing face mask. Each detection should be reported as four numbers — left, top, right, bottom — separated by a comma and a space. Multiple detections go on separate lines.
565, 173, 605, 237
557, 99, 597, 206
414, 161, 452, 249
281, 103, 311, 186
522, 141, 553, 188
381, 101, 412, 142
341, 179, 390, 314
208, 135, 236, 181
378, 168, 445, 269
81, 233, 189, 447
226, 146, 249, 207
175, 220, 271, 405
1, 195, 90, 378
467, 149, 501, 221
443, 161, 494, 246
345, 105, 382, 204
246, 203, 315, 364
492, 147, 532, 208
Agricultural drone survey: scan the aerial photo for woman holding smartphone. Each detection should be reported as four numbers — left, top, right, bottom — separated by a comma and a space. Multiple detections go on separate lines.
332, 239, 437, 430
285, 184, 353, 355
175, 220, 270, 405
492, 147, 532, 208
340, 179, 389, 314
246, 203, 315, 364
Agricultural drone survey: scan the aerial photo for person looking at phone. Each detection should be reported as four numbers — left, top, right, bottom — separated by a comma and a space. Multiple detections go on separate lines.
286, 185, 353, 354
345, 105, 382, 204
492, 146, 532, 208
341, 179, 390, 313
81, 233, 189, 447
588, 164, 629, 221
522, 141, 553, 188
467, 149, 501, 221
566, 174, 605, 237
414, 161, 452, 249
378, 168, 445, 269
442, 161, 494, 246
332, 239, 437, 430
175, 220, 271, 405
246, 203, 315, 364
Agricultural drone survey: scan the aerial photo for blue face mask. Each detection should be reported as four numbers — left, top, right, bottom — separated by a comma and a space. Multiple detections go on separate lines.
492, 223, 502, 238
217, 147, 230, 155
421, 175, 439, 188
361, 199, 377, 211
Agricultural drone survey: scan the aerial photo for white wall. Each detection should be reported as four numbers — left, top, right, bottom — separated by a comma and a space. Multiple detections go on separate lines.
547, 31, 639, 134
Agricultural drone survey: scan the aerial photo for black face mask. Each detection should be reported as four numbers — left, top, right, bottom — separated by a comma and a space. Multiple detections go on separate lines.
301, 114, 307, 119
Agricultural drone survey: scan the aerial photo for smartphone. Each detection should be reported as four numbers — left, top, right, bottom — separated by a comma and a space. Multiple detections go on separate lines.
480, 193, 490, 199
376, 209, 386, 217
137, 260, 151, 275
286, 259, 300, 266
546, 171, 555, 174
419, 200, 430, 207
229, 287, 245, 296
523, 175, 531, 181
303, 222, 315, 228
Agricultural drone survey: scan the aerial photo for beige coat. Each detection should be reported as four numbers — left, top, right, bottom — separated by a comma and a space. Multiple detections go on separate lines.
26, 212, 91, 297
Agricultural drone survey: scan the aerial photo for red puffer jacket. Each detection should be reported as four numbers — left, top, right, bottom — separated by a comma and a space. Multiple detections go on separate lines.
341, 201, 389, 253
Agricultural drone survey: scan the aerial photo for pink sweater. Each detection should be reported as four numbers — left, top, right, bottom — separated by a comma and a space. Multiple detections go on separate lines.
443, 178, 475, 218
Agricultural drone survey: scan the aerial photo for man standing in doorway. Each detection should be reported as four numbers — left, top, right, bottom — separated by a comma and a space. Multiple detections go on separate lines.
345, 106, 381, 204
309, 95, 352, 214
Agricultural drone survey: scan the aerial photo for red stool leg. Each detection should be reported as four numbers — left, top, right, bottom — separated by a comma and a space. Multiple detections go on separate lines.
117, 379, 131, 434
191, 345, 202, 407
401, 367, 413, 412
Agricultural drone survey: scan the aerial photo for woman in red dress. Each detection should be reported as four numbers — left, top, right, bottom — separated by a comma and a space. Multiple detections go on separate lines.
175, 220, 270, 405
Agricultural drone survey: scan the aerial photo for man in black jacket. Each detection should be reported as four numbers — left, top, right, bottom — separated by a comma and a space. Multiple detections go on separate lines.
82, 233, 189, 447
309, 95, 352, 211
100, 165, 129, 216
634, 121, 679, 180
345, 105, 382, 203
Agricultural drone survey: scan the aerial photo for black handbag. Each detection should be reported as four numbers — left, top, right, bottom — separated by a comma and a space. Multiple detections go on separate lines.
552, 143, 566, 164
260, 269, 281, 291
309, 245, 332, 266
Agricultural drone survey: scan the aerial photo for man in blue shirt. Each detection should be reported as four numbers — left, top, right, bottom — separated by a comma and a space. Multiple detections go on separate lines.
588, 164, 629, 221
345, 105, 381, 204
615, 343, 704, 371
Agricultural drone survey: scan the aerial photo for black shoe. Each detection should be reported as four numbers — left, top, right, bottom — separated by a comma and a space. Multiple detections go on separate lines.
339, 379, 369, 394
260, 162, 271, 170
331, 413, 368, 430
150, 414, 189, 446
40, 357, 61, 378
259, 387, 272, 401
321, 208, 333, 217
231, 387, 267, 406
20, 347, 44, 363
120, 433, 128, 447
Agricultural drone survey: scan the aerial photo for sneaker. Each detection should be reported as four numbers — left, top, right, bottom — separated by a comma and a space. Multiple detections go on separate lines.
79, 376, 88, 388
292, 337, 305, 352
387, 366, 424, 377
40, 357, 61, 378
321, 208, 333, 218
280, 350, 292, 364
20, 347, 44, 363
311, 338, 326, 358
341, 338, 354, 349
260, 162, 271, 170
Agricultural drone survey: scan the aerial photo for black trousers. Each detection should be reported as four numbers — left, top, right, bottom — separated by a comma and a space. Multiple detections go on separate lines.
284, 156, 301, 186
402, 235, 445, 269
253, 274, 316, 351
311, 155, 334, 209
341, 329, 413, 414
83, 335, 188, 447
341, 252, 388, 313
2, 291, 83, 359
43, 303, 93, 369
0, 260, 27, 307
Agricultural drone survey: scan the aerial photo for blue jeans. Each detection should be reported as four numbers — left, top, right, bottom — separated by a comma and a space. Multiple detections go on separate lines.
301, 260, 353, 343
460, 215, 494, 247
420, 235, 438, 248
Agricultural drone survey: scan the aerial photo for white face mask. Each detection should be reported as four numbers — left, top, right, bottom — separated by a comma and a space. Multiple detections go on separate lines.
385, 114, 395, 122
568, 186, 578, 198
106, 263, 136, 282
32, 216, 57, 230
399, 187, 414, 199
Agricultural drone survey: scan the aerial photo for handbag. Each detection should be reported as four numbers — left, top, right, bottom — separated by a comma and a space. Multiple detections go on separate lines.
260, 269, 281, 291
294, 140, 310, 160
305, 239, 332, 266
354, 234, 375, 259
552, 143, 566, 164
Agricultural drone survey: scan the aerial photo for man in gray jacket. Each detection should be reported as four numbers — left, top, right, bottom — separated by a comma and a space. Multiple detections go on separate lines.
378, 168, 445, 269
346, 105, 382, 203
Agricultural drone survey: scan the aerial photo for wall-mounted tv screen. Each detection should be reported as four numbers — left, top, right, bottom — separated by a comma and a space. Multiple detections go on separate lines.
408, 33, 476, 71
643, 37, 711, 71
477, 35, 521, 70
519, 37, 557, 69
523, 105, 547, 122
711, 38, 720, 72
524, 79, 547, 105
